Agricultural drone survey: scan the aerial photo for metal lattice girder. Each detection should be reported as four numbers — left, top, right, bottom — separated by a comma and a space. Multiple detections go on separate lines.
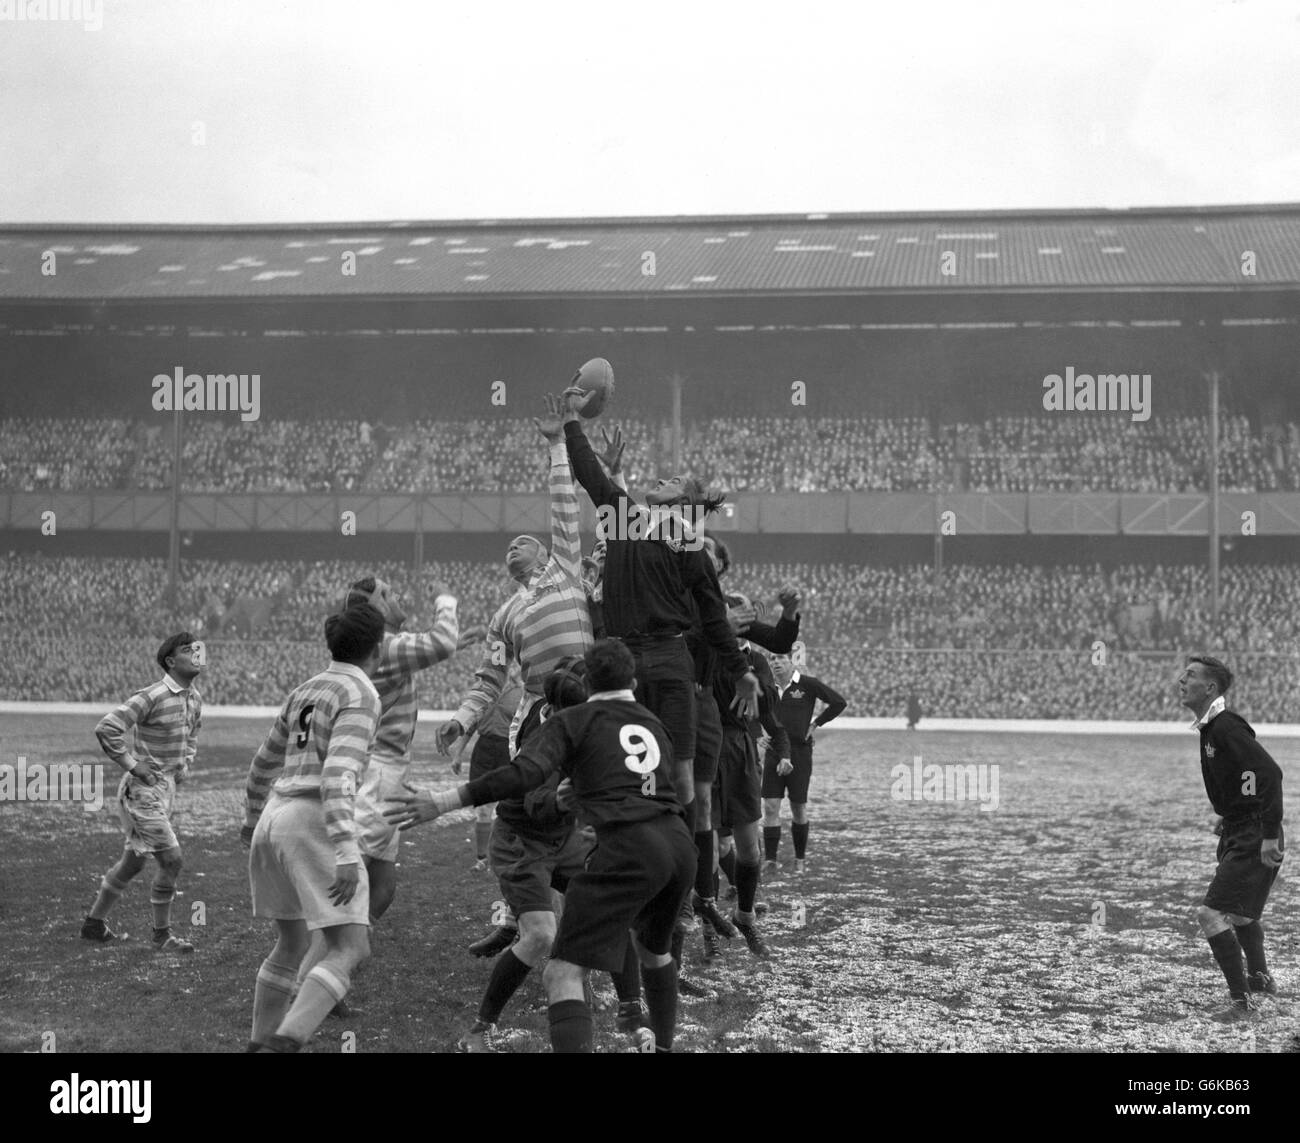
1028, 494, 1120, 534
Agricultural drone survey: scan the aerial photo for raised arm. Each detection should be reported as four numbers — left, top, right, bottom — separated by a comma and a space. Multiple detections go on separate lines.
563, 414, 624, 510
380, 592, 459, 673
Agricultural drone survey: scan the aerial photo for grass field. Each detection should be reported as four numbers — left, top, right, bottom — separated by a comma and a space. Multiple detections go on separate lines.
1, 713, 1295, 1053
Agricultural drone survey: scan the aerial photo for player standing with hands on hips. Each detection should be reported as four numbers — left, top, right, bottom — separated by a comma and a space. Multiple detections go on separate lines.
82, 633, 204, 952
1178, 654, 1284, 1023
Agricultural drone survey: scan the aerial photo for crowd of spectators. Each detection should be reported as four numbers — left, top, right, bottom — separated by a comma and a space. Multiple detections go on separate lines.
5, 413, 1300, 494
2, 554, 1296, 721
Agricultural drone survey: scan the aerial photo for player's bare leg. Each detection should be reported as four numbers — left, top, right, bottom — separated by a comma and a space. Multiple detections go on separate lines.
267, 923, 371, 1049
150, 845, 192, 951
82, 846, 146, 940
790, 801, 810, 874
462, 909, 557, 1052
1197, 905, 1255, 1021
249, 918, 311, 1050
542, 957, 594, 1052
762, 796, 783, 872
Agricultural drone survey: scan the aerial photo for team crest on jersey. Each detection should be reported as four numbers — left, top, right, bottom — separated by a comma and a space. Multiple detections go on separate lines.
788, 688, 804, 700
1204, 744, 1215, 758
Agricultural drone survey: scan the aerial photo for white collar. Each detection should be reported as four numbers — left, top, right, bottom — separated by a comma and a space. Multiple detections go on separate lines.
781, 670, 802, 692
1190, 695, 1226, 731
587, 689, 636, 703
161, 673, 190, 695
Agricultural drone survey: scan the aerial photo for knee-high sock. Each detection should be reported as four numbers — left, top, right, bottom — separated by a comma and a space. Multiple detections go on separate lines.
278, 963, 350, 1044
693, 831, 716, 899
89, 870, 131, 920
611, 938, 641, 1004
150, 882, 176, 932
763, 825, 781, 861
718, 848, 737, 887
1207, 929, 1249, 999
548, 998, 593, 1053
736, 859, 760, 915
1234, 920, 1268, 976
791, 821, 810, 859
251, 958, 298, 1046
479, 949, 532, 1024
670, 929, 685, 971
641, 962, 678, 1052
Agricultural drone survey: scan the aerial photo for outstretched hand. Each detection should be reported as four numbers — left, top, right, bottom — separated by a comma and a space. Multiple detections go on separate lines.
533, 393, 565, 442
598, 425, 626, 475
560, 386, 598, 421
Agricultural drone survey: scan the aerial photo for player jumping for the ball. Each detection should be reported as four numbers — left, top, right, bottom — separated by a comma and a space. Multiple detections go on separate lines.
1178, 654, 1285, 1022
81, 632, 204, 952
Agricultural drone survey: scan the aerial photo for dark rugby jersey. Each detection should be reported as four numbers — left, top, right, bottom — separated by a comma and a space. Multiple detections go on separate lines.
463, 695, 685, 830
774, 672, 847, 744
712, 647, 790, 760
565, 421, 748, 680
1199, 710, 1284, 834
690, 612, 800, 688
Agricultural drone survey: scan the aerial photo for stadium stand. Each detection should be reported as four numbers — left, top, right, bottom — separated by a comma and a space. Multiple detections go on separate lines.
5, 413, 1300, 494
2, 555, 1295, 721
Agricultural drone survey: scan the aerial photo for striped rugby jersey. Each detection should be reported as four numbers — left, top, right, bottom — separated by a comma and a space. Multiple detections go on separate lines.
369, 598, 459, 764
453, 442, 592, 731
95, 674, 201, 779
244, 662, 382, 865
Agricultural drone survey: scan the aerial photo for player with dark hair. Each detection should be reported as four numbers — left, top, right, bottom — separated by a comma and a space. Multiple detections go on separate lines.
562, 389, 759, 806
1178, 654, 1285, 1022
81, 632, 204, 951
762, 654, 846, 875
459, 672, 525, 873
562, 393, 758, 980
283, 574, 460, 1016
712, 590, 793, 955
390, 639, 695, 1053
689, 537, 800, 963
240, 603, 386, 1053
337, 574, 460, 918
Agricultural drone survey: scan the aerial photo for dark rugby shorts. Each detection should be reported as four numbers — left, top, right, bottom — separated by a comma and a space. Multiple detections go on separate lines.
715, 724, 761, 829
490, 820, 593, 916
1203, 819, 1283, 921
762, 740, 814, 802
550, 815, 695, 973
693, 686, 723, 784
622, 636, 696, 764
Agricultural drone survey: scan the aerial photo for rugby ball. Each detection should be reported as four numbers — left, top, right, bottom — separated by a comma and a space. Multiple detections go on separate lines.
572, 358, 614, 419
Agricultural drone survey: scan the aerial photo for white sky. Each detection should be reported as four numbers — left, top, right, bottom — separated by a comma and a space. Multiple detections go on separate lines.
1, 0, 1298, 223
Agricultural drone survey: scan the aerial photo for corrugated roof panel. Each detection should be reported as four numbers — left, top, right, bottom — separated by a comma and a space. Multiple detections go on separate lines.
3, 209, 1300, 298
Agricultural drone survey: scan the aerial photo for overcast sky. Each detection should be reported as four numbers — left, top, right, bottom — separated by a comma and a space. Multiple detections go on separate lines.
1, 0, 1298, 223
